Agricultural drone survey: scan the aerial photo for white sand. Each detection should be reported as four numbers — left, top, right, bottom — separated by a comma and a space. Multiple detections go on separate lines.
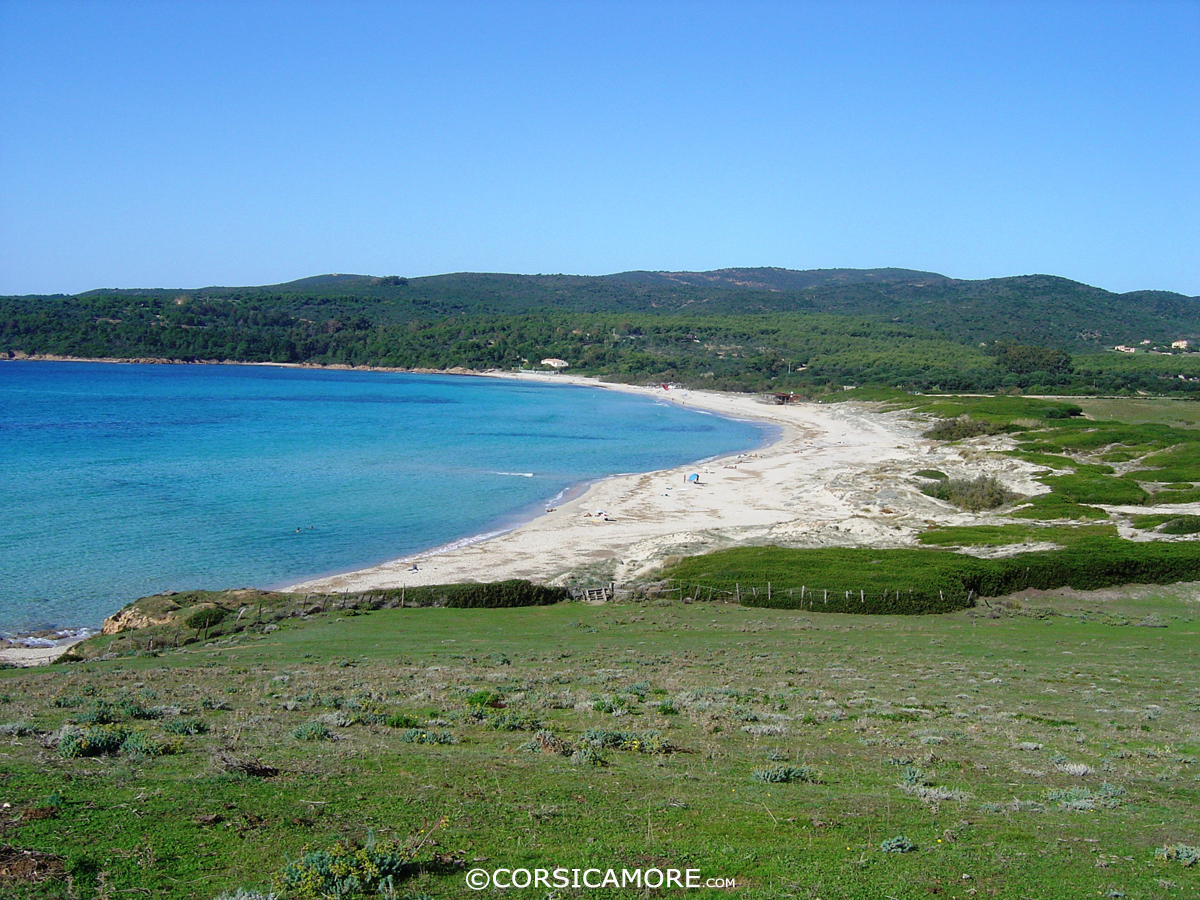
0, 636, 86, 668
289, 374, 1049, 593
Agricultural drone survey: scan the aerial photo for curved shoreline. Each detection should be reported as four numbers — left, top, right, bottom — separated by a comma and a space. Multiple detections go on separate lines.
288, 375, 1040, 594
281, 372, 783, 591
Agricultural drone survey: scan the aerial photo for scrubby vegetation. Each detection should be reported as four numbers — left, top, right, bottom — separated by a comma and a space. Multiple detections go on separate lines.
66, 580, 569, 662
4, 268, 1200, 395
660, 534, 1200, 614
920, 474, 1018, 511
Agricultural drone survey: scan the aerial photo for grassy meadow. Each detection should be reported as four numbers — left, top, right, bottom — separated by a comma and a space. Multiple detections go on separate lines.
2, 589, 1199, 899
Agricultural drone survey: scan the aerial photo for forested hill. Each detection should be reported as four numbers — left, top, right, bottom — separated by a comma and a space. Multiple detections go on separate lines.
43, 267, 1196, 349
4, 268, 1200, 396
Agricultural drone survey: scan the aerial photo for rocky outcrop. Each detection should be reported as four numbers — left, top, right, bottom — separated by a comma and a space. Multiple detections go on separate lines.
101, 605, 179, 635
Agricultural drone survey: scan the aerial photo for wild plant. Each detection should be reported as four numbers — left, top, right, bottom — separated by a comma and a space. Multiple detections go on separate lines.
751, 765, 821, 784
119, 730, 167, 760
291, 721, 333, 741
1155, 844, 1199, 867
397, 729, 456, 745
58, 724, 131, 758
520, 730, 572, 756
1044, 783, 1125, 810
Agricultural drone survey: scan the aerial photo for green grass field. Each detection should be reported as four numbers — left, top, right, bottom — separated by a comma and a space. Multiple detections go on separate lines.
2, 590, 1198, 899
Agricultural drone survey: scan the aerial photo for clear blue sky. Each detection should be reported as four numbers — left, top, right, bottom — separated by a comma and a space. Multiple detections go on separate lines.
1, 0, 1197, 295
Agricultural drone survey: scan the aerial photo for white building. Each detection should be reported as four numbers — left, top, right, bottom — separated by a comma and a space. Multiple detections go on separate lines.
1172, 340, 1190, 350
540, 358, 569, 369
1114, 345, 1137, 353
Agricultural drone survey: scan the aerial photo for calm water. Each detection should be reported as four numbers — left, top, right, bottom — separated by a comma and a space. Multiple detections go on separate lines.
0, 362, 765, 631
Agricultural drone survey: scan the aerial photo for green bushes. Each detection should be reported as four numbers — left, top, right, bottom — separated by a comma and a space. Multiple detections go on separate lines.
1041, 473, 1149, 505
880, 835, 918, 853
379, 579, 569, 609
274, 834, 420, 899
58, 724, 130, 757
581, 729, 674, 754
291, 721, 333, 741
397, 728, 456, 745
662, 537, 1200, 614
1161, 516, 1200, 535
185, 606, 228, 636
1010, 493, 1108, 520
57, 724, 166, 759
1156, 844, 1199, 867
118, 731, 167, 760
921, 475, 1018, 511
924, 417, 1010, 441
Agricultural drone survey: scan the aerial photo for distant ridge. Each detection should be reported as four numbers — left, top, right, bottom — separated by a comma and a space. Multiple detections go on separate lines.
12, 267, 1200, 349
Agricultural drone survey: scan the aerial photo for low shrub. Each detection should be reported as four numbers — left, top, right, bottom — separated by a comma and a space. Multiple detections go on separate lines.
378, 579, 569, 609
1156, 844, 1199, 867
880, 835, 918, 853
274, 833, 421, 899
119, 730, 166, 760
751, 765, 821, 784
397, 728, 456, 745
1161, 515, 1200, 535
58, 724, 131, 758
186, 606, 228, 635
521, 729, 572, 756
483, 710, 540, 732
924, 417, 1010, 441
116, 699, 161, 720
570, 744, 607, 766
1044, 783, 1124, 810
291, 721, 333, 742
921, 474, 1018, 511
383, 713, 420, 729
582, 728, 673, 754
0, 721, 38, 736
162, 718, 208, 736
664, 535, 1200, 615
73, 700, 118, 726
466, 690, 504, 709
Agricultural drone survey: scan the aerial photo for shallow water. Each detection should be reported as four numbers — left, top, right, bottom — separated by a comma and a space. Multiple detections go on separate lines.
0, 362, 764, 631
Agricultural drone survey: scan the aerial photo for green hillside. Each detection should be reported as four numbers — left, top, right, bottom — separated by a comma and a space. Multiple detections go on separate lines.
4, 268, 1199, 395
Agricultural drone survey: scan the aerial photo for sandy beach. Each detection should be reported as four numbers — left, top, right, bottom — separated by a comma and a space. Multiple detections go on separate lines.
0, 634, 88, 667
290, 374, 1050, 593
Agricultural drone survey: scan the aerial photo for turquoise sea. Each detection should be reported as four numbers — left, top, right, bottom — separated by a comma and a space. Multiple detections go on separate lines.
0, 362, 765, 632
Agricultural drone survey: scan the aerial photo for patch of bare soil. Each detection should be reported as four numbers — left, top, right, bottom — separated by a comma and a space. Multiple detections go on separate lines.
0, 845, 65, 883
